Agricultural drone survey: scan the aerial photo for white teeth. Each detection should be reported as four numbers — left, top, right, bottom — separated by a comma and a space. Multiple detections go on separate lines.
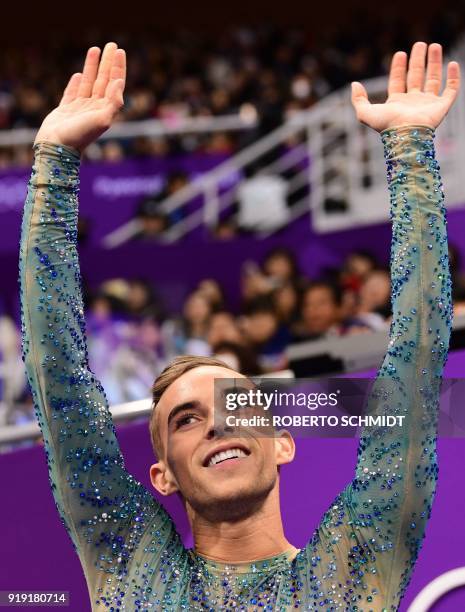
208, 448, 247, 467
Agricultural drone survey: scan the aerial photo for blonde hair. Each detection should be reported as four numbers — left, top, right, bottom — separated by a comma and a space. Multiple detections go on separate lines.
149, 355, 236, 457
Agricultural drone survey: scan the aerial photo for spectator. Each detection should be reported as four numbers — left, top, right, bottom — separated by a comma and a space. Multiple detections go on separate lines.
101, 140, 125, 162
134, 197, 169, 240
355, 269, 391, 329
126, 279, 165, 321
207, 311, 244, 347
212, 341, 262, 375
161, 290, 212, 359
0, 13, 463, 165
340, 250, 377, 292
263, 247, 301, 285
240, 296, 291, 371
271, 281, 301, 326
294, 281, 344, 340
240, 260, 274, 305
213, 219, 239, 240
196, 279, 226, 311
0, 314, 26, 426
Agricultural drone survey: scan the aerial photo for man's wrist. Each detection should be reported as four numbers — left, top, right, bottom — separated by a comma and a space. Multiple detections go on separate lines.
33, 141, 81, 163
381, 125, 436, 163
380, 124, 435, 138
381, 125, 438, 196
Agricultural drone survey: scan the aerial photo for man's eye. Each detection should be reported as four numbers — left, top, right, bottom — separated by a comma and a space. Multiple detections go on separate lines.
175, 413, 198, 429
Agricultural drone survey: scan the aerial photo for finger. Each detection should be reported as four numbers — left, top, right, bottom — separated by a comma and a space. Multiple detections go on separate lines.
104, 48, 126, 99
441, 61, 461, 105
406, 41, 427, 91
106, 78, 125, 110
388, 51, 407, 95
351, 81, 371, 114
77, 47, 101, 98
60, 73, 82, 105
92, 42, 118, 98
424, 43, 443, 95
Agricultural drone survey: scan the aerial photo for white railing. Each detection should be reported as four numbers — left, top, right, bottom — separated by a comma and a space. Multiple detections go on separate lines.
103, 112, 316, 246
0, 369, 295, 447
0, 397, 153, 445
0, 113, 258, 147
101, 37, 465, 245
407, 568, 465, 611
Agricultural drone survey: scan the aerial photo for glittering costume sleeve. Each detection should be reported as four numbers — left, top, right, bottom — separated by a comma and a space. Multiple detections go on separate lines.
19, 143, 188, 609
300, 126, 452, 611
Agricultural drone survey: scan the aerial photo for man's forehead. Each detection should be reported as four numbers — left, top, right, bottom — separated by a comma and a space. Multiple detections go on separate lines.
157, 365, 247, 414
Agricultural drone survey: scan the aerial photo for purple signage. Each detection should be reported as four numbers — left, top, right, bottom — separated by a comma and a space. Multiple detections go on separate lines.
0, 154, 231, 253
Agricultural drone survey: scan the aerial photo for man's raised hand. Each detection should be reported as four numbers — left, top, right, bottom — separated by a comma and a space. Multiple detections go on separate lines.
34, 42, 126, 152
351, 42, 460, 132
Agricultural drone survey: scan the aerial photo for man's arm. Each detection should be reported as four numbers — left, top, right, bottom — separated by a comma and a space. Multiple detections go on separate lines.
302, 43, 459, 610
345, 124, 450, 607
19, 44, 187, 602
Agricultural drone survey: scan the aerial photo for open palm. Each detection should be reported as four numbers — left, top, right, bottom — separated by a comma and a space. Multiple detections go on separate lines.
351, 42, 460, 132
35, 42, 126, 152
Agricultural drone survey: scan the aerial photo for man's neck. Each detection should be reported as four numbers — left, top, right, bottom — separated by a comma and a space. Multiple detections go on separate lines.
189, 486, 298, 563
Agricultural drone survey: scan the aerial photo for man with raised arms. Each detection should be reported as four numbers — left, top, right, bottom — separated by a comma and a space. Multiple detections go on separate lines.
20, 40, 458, 610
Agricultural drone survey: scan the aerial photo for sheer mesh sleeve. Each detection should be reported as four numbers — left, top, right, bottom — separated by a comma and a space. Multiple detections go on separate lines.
301, 126, 452, 611
19, 143, 188, 608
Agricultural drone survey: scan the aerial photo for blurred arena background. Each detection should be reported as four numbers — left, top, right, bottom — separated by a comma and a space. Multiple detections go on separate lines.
1, 2, 465, 610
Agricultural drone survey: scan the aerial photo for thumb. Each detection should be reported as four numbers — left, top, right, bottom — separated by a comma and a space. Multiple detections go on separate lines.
351, 81, 370, 111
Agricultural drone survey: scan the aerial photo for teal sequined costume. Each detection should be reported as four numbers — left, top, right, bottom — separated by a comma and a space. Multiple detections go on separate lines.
19, 126, 452, 611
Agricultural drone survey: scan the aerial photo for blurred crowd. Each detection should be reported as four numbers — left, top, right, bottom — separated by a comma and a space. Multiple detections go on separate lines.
2, 4, 465, 448
0, 3, 463, 167
3, 243, 465, 438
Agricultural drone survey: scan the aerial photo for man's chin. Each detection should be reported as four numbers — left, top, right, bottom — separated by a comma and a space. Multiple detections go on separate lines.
189, 480, 275, 522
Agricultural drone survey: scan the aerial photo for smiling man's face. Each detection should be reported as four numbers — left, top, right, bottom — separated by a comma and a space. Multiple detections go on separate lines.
149, 365, 294, 522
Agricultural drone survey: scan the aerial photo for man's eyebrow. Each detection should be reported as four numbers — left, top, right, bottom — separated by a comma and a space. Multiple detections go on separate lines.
167, 401, 199, 426
222, 384, 255, 395
222, 378, 258, 393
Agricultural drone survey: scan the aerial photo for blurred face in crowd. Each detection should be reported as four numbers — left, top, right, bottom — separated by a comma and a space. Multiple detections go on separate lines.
345, 253, 375, 280
141, 215, 166, 236
273, 283, 299, 322
127, 281, 151, 312
138, 319, 160, 350
183, 292, 212, 326
301, 286, 341, 335
90, 295, 113, 320
150, 366, 295, 522
101, 140, 124, 162
358, 270, 390, 313
206, 133, 233, 154
242, 311, 278, 345
211, 88, 231, 113
215, 221, 237, 240
207, 312, 242, 347
339, 289, 358, 320
165, 172, 188, 195
197, 279, 224, 309
127, 88, 155, 119
213, 349, 240, 372
263, 252, 296, 282
241, 268, 272, 301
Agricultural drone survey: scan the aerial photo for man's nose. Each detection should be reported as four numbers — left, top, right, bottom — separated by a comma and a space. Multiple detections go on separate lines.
206, 409, 236, 439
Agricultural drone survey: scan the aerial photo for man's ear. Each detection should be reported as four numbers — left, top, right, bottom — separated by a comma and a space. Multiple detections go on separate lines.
149, 461, 179, 496
274, 429, 295, 466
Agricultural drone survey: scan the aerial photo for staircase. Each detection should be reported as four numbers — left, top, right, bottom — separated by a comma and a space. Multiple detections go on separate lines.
103, 38, 465, 247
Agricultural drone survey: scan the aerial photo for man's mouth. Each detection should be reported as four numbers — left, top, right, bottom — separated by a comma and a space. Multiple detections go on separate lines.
204, 446, 250, 468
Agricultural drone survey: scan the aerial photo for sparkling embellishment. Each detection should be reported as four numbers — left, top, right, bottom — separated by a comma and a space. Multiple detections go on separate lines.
19, 127, 451, 611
